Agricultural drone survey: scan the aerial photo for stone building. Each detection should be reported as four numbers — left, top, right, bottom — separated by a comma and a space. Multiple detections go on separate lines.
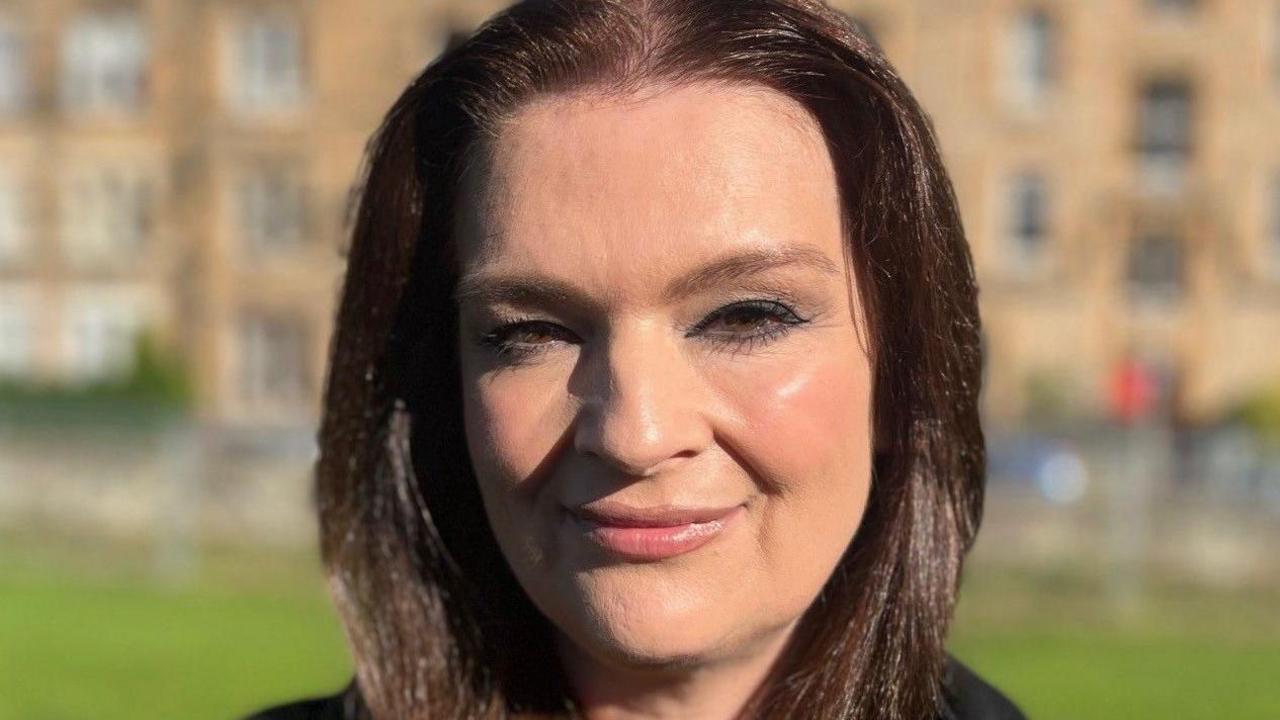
0, 0, 1277, 428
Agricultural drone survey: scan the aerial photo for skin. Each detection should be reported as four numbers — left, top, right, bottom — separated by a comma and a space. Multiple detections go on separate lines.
454, 82, 874, 720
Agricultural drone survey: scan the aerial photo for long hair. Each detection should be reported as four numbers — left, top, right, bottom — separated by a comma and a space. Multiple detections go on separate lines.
316, 1, 985, 718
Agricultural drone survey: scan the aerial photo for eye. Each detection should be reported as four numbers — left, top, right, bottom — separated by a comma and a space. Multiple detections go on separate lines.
688, 299, 810, 353
477, 319, 578, 363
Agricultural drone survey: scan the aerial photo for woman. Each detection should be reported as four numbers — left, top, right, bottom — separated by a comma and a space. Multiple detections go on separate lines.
251, 0, 1023, 718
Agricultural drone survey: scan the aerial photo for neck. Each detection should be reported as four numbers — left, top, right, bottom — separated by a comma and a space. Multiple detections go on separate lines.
555, 621, 798, 720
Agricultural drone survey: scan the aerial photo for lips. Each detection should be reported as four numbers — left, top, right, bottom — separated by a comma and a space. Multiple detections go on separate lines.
566, 500, 745, 561
571, 499, 742, 527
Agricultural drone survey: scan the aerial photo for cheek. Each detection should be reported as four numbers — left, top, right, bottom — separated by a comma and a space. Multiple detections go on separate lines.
461, 367, 572, 570
716, 344, 874, 595
462, 368, 568, 492
730, 347, 873, 490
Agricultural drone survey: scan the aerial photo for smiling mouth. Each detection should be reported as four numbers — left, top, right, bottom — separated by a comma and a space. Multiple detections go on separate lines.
566, 501, 745, 562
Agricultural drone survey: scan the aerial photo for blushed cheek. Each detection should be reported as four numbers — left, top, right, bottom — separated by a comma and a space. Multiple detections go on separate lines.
724, 348, 874, 581
733, 352, 873, 481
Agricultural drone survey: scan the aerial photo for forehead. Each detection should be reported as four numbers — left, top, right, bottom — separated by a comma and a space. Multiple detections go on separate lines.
454, 82, 847, 298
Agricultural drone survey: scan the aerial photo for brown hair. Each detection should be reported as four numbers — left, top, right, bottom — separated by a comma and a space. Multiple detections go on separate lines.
316, 1, 985, 718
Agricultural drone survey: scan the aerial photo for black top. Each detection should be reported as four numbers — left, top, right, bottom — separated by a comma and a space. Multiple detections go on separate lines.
938, 656, 1027, 720
246, 655, 1026, 719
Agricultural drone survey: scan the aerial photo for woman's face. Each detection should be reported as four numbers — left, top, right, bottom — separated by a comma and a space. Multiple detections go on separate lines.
455, 82, 874, 671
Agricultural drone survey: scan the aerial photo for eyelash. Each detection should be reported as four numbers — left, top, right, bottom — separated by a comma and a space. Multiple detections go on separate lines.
476, 299, 810, 364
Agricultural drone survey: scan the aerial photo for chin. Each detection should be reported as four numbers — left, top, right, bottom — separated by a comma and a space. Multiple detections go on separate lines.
561, 578, 738, 668
580, 621, 720, 670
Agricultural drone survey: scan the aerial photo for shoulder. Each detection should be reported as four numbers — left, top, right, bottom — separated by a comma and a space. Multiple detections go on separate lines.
241, 684, 356, 720
940, 654, 1028, 720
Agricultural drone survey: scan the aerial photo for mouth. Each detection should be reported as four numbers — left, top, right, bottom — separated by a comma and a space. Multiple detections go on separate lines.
566, 500, 746, 562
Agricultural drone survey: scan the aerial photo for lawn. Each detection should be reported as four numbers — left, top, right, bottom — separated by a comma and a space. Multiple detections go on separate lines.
1, 536, 1277, 719
0, 540, 351, 720
950, 627, 1280, 718
949, 565, 1280, 719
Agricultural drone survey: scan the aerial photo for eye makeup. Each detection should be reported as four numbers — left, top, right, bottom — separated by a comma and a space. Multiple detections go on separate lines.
473, 296, 813, 365
685, 298, 811, 354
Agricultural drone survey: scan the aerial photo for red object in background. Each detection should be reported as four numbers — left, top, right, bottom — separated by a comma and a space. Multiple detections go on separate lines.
1109, 356, 1157, 423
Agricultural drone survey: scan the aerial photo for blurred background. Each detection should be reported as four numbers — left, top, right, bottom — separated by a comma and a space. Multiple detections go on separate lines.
1, 0, 1278, 717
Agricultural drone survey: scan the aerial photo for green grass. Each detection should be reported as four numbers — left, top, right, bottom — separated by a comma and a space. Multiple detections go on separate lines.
949, 628, 1280, 718
948, 565, 1280, 719
1, 535, 1277, 719
0, 536, 352, 720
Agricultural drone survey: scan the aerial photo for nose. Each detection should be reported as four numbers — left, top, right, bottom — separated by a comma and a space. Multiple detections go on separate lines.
572, 326, 710, 477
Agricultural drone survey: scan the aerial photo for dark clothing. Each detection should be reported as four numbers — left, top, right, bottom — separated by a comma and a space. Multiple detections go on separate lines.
939, 656, 1027, 720
246, 655, 1026, 719
246, 692, 355, 720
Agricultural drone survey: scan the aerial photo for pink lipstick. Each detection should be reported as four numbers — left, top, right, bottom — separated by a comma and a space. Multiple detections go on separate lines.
567, 501, 745, 562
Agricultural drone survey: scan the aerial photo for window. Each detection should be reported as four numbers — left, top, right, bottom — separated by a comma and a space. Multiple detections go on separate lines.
0, 20, 28, 115
237, 165, 306, 255
1128, 232, 1183, 303
0, 163, 27, 265
61, 10, 149, 115
0, 286, 34, 377
60, 163, 154, 266
1137, 79, 1192, 195
63, 289, 143, 381
226, 12, 305, 114
1005, 8, 1055, 110
1005, 171, 1050, 270
239, 311, 310, 410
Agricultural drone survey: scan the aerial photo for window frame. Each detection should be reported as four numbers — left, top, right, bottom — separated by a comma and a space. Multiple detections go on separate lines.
1003, 6, 1057, 112
235, 162, 308, 257
999, 169, 1053, 278
223, 9, 308, 116
1135, 77, 1194, 195
60, 9, 150, 117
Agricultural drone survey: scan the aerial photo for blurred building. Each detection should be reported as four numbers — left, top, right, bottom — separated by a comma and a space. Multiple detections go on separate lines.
0, 0, 1277, 428
0, 0, 501, 427
876, 0, 1280, 426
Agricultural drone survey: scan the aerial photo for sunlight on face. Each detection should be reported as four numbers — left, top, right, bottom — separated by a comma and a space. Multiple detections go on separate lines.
455, 82, 874, 672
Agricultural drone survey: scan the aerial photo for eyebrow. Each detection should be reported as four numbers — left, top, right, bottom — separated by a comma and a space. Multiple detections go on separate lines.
452, 245, 842, 309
